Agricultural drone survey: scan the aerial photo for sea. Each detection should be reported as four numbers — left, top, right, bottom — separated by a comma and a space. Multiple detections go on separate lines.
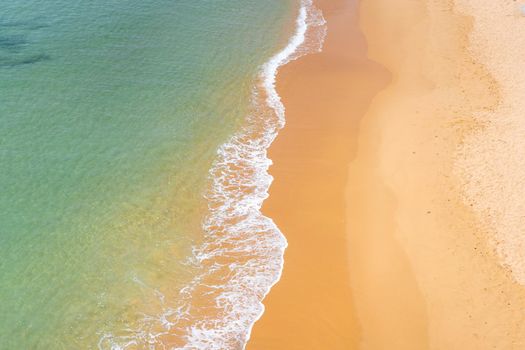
0, 0, 325, 348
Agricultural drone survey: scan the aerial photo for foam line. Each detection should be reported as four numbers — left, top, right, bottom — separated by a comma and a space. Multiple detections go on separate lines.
98, 1, 326, 349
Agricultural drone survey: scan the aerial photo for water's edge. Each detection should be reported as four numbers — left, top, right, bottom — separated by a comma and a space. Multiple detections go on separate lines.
98, 1, 326, 348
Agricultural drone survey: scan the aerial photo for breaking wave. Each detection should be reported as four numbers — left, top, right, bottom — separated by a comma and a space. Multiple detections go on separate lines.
98, 1, 326, 349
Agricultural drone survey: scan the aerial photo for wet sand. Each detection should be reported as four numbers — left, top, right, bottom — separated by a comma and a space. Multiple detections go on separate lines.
249, 0, 525, 349
247, 0, 389, 348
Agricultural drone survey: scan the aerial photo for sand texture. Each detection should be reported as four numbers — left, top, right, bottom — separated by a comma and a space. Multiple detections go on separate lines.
454, 0, 525, 285
350, 0, 525, 348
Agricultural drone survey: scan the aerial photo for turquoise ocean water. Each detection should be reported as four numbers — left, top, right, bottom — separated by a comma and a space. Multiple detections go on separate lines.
0, 0, 326, 348
0, 0, 296, 348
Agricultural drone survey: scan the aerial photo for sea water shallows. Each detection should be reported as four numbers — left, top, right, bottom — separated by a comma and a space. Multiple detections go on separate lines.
1, 0, 292, 348
0, 0, 327, 348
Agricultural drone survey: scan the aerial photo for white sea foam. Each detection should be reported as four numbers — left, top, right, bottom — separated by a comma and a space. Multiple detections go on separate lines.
98, 1, 326, 349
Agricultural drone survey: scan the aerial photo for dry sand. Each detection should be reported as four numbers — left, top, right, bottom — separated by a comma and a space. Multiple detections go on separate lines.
454, 0, 525, 286
249, 0, 525, 349
349, 0, 525, 348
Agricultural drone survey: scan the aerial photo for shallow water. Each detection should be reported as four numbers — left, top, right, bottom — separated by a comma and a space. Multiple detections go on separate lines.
0, 0, 295, 347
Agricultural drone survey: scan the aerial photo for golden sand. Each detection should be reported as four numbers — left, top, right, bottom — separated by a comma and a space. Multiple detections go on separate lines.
350, 0, 525, 348
249, 0, 525, 349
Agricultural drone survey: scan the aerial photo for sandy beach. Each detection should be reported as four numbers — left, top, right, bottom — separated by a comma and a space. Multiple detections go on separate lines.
249, 0, 525, 349
349, 0, 525, 348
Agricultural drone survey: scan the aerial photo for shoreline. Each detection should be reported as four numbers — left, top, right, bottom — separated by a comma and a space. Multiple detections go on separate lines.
248, 0, 389, 348
162, 1, 326, 347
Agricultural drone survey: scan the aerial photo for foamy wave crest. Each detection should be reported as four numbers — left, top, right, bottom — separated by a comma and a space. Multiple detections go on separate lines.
98, 1, 326, 349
